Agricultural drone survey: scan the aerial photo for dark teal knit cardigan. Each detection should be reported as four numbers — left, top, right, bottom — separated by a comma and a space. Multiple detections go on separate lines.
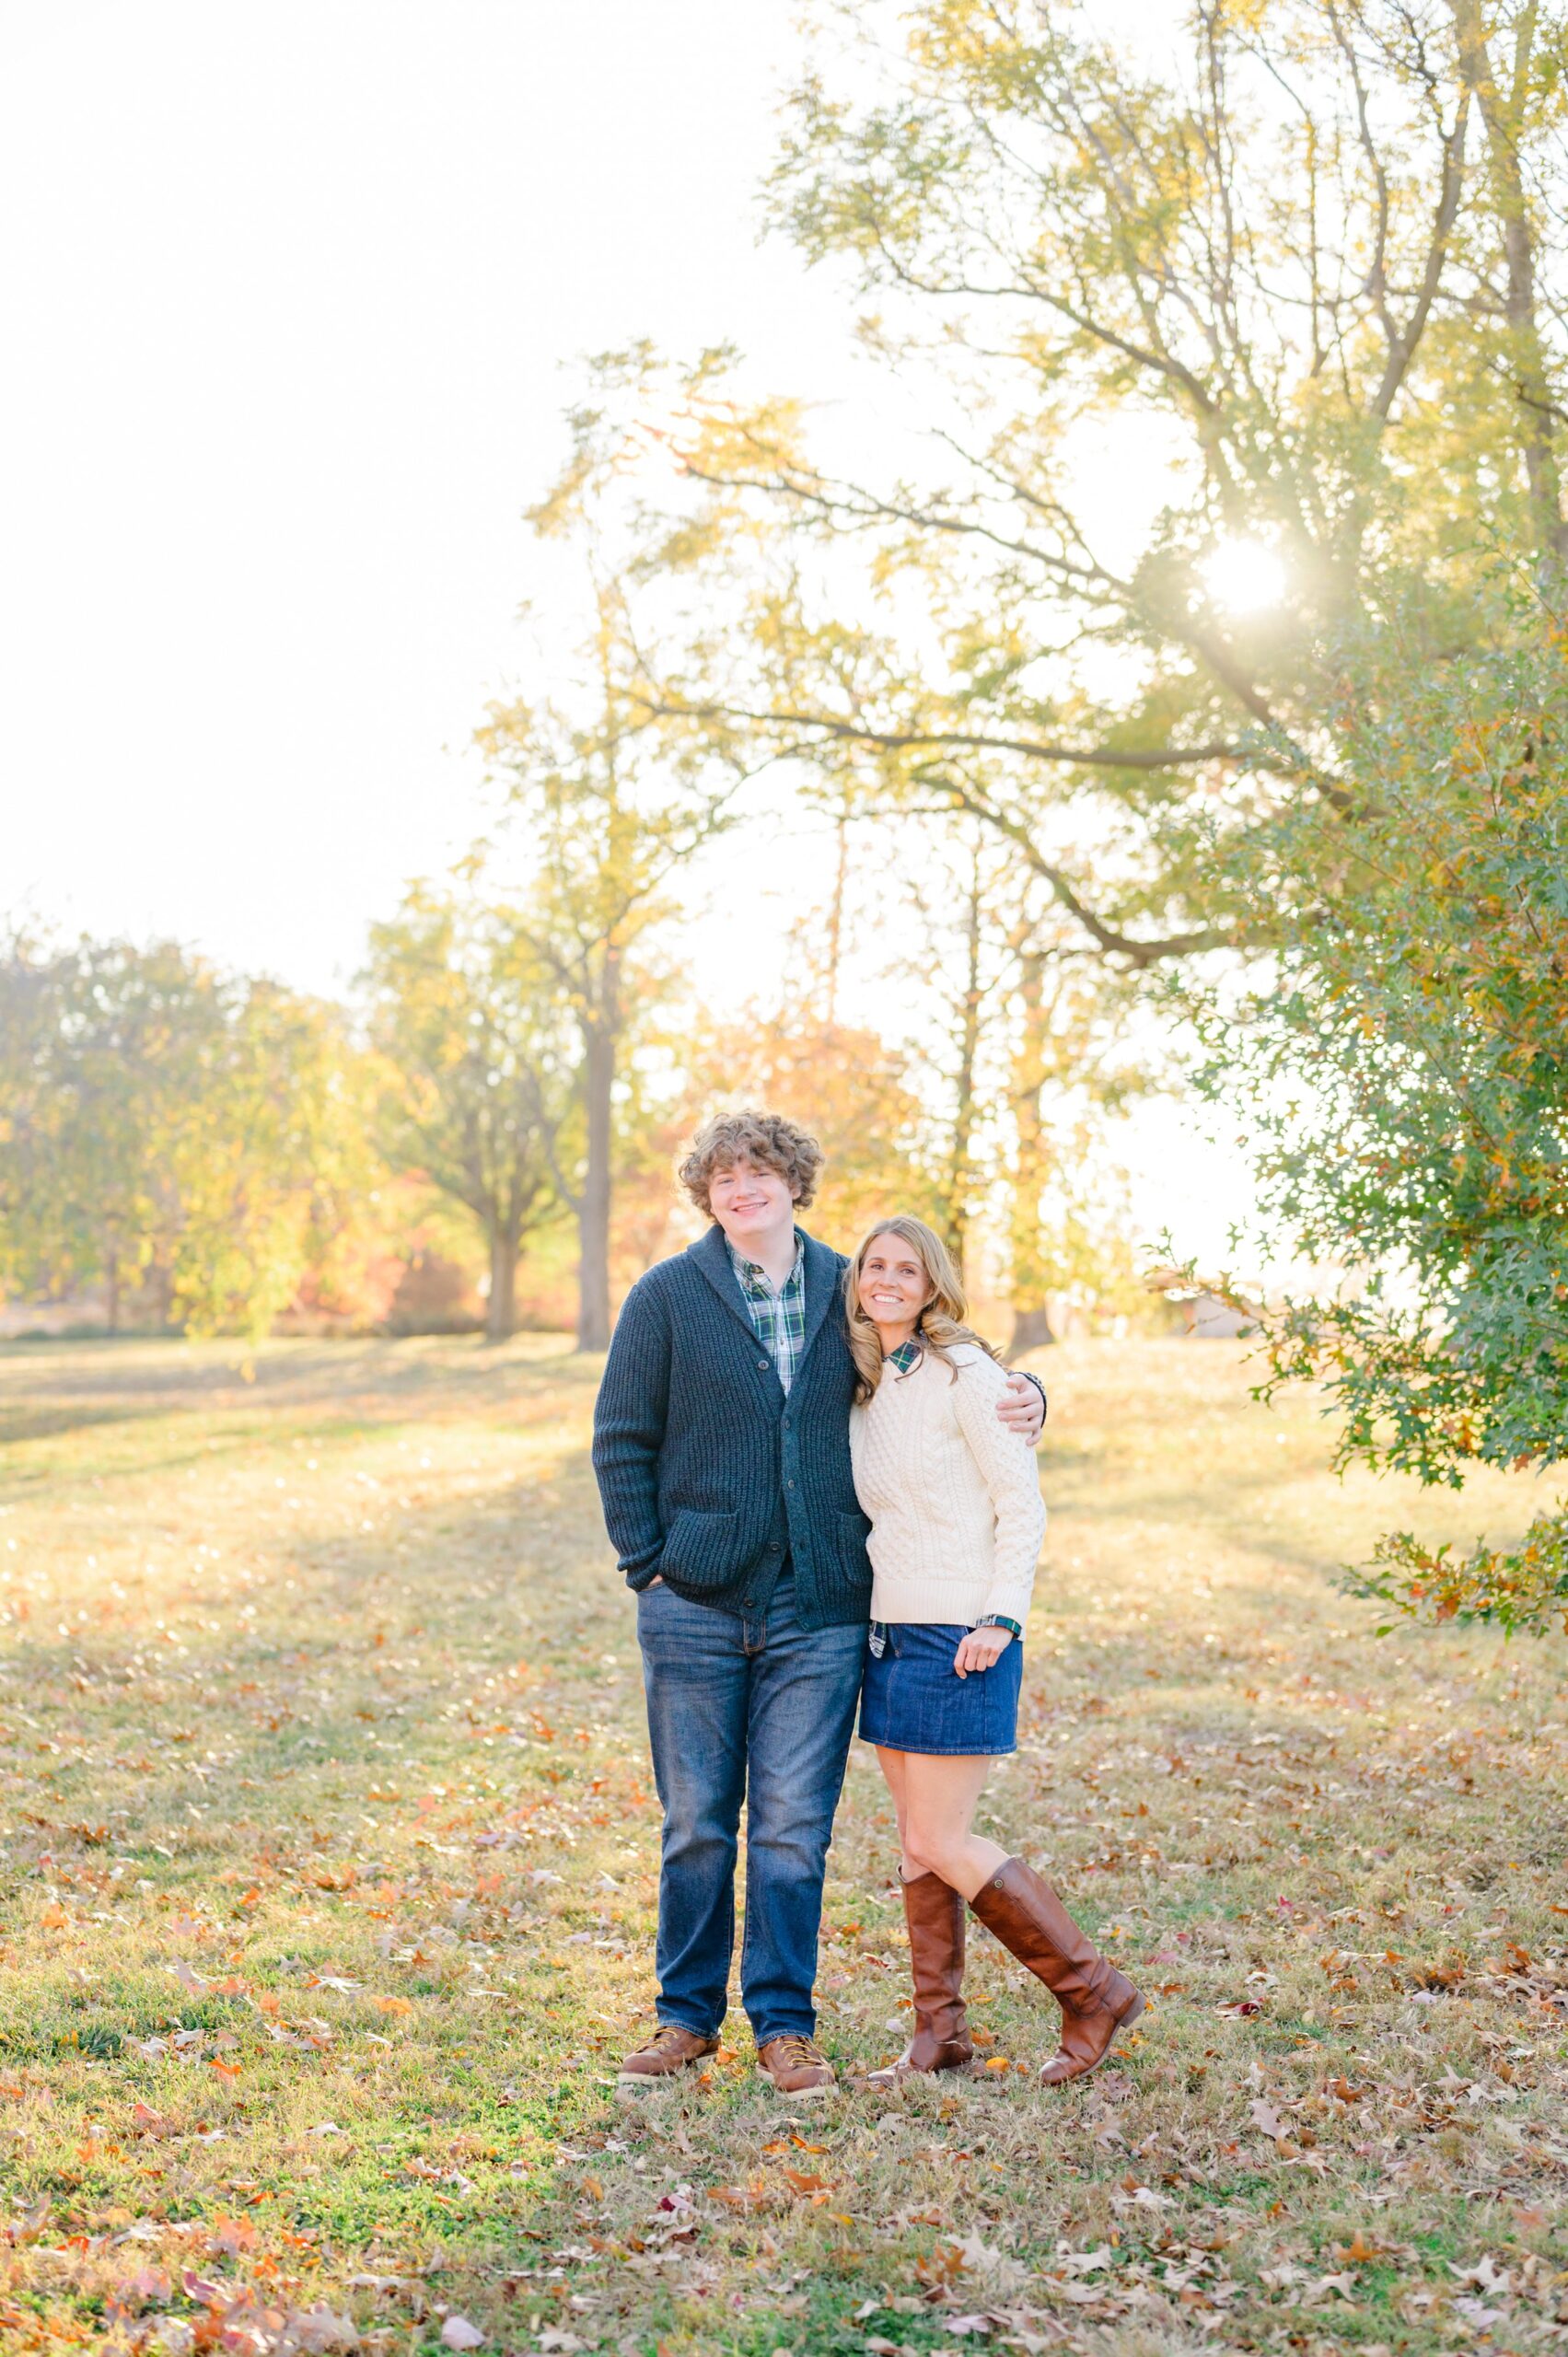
591, 1225, 873, 1630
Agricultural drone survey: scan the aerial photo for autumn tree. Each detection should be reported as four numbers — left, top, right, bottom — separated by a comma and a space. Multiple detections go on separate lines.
1004, 948, 1147, 1354
568, 0, 1567, 1562
364, 883, 572, 1343
1180, 606, 1568, 1633
677, 1001, 943, 1250
589, 0, 1565, 977
479, 538, 742, 1352
0, 933, 377, 1339
166, 980, 381, 1340
0, 934, 215, 1326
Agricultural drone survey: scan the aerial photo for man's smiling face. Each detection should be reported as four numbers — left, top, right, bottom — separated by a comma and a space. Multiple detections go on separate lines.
707, 1155, 797, 1250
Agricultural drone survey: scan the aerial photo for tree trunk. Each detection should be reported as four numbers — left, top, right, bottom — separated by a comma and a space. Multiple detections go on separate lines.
486, 1227, 518, 1343
149, 1257, 176, 1332
105, 1243, 120, 1336
944, 856, 984, 1267
575, 957, 619, 1352
1006, 1304, 1057, 1359
1450, 0, 1568, 567
1006, 949, 1054, 1354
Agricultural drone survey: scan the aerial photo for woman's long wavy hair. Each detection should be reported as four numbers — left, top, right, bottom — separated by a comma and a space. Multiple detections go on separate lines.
844, 1215, 1003, 1405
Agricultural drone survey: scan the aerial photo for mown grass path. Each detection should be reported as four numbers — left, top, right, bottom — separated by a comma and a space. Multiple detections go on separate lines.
0, 1335, 1563, 2356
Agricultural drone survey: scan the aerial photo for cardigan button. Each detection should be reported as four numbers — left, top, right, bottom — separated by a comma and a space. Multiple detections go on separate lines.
757, 1357, 768, 1370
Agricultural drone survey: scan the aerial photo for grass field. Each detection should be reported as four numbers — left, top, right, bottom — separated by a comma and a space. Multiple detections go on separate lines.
0, 1333, 1564, 2357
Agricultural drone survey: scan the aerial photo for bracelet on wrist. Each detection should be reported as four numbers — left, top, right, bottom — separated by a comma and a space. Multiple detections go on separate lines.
974, 1614, 1022, 1640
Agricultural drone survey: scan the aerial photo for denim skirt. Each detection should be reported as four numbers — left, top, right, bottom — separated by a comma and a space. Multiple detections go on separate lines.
858, 1620, 1022, 1757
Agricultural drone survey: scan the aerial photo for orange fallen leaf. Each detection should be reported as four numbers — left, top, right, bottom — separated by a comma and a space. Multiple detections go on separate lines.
983, 2056, 1011, 2072
374, 1995, 413, 2017
208, 2060, 241, 2082
40, 1905, 67, 1931
780, 2167, 830, 2194
1336, 2230, 1383, 2265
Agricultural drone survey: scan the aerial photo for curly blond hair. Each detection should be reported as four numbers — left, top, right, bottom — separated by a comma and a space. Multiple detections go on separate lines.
678, 1109, 824, 1220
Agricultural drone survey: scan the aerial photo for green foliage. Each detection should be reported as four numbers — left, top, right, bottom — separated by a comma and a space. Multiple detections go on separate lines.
363, 884, 574, 1342
0, 935, 376, 1340
1191, 604, 1568, 1631
589, 0, 1567, 978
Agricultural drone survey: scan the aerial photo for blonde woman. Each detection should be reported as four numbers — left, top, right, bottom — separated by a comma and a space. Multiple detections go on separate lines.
847, 1217, 1144, 2087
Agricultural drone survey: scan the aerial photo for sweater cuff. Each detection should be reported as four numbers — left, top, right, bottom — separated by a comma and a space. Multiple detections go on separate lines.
981, 1585, 1035, 1629
621, 1544, 665, 1588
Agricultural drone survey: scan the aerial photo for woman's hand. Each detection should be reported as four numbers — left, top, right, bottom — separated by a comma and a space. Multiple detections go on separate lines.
952, 1624, 1015, 1678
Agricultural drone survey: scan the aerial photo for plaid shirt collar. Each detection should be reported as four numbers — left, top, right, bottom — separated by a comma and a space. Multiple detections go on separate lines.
885, 1338, 923, 1376
726, 1231, 807, 1395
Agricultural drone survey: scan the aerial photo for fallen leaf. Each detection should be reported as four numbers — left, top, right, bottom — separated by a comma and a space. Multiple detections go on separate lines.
1336, 2230, 1384, 2265
1056, 2247, 1113, 2276
440, 2319, 485, 2351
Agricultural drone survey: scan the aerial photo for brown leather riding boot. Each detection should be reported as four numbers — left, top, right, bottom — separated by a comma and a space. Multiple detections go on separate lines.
867, 1870, 973, 2088
970, 1856, 1144, 2085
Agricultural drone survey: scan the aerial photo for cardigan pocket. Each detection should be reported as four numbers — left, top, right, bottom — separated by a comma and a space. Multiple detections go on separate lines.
837, 1508, 873, 1585
658, 1507, 743, 1590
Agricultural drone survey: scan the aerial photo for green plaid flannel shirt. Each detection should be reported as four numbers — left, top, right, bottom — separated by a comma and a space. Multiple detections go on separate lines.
727, 1233, 807, 1395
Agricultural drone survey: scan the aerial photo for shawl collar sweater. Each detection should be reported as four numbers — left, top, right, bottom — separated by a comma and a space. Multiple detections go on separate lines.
591, 1224, 874, 1629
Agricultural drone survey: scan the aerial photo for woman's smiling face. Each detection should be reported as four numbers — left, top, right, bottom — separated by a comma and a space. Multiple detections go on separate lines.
857, 1232, 931, 1341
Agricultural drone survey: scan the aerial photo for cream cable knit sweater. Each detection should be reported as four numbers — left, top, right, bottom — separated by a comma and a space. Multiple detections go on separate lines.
849, 1341, 1046, 1628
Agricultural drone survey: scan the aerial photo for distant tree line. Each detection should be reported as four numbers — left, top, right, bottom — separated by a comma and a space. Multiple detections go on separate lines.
0, 871, 1148, 1354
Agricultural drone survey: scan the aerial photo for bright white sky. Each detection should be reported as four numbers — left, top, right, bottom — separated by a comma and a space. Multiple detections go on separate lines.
0, 0, 1248, 1270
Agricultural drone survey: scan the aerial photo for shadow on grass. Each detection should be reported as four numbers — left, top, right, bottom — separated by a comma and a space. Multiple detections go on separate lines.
0, 1332, 600, 1414
0, 1433, 627, 1859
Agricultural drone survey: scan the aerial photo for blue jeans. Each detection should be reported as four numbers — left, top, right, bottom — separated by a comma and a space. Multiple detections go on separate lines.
635, 1574, 865, 2046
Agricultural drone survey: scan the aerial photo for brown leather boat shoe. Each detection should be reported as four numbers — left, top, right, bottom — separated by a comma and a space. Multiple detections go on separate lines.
617, 2024, 721, 2084
757, 2034, 835, 2096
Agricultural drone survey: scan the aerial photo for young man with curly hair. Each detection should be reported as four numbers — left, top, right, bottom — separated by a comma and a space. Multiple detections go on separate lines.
592, 1110, 1045, 2096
